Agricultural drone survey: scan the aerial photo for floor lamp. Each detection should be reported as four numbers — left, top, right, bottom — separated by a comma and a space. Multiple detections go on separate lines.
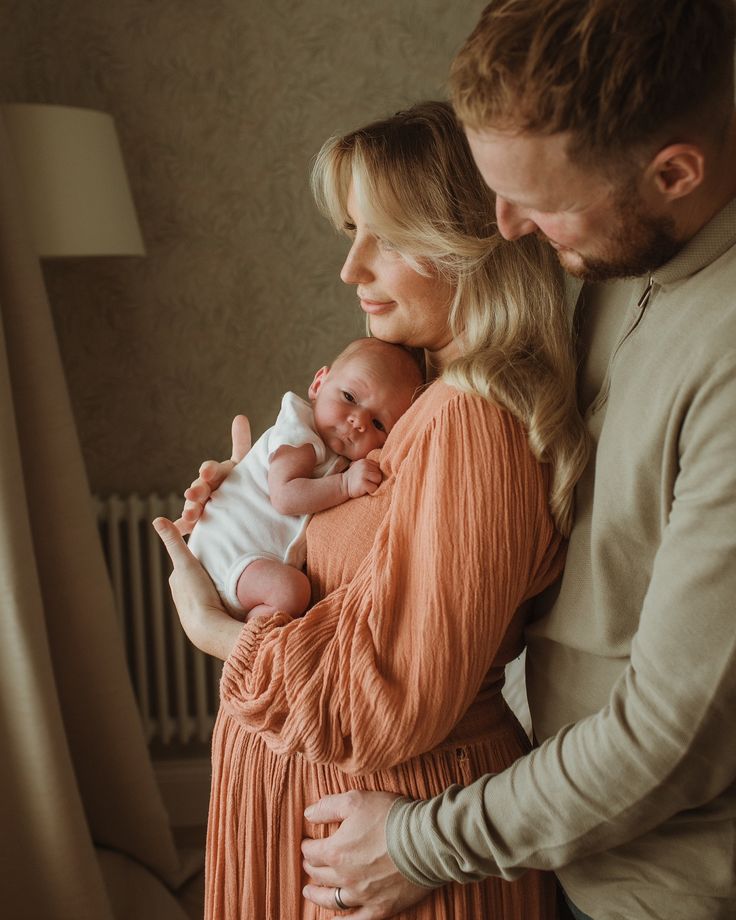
1, 102, 145, 258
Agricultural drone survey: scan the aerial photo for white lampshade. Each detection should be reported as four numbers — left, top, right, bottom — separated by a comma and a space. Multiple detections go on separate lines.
1, 103, 145, 257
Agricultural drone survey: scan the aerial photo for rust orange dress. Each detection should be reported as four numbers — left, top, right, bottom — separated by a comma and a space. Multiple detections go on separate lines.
205, 380, 564, 919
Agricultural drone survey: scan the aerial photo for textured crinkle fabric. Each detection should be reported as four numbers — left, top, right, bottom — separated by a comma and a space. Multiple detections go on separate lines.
206, 380, 565, 919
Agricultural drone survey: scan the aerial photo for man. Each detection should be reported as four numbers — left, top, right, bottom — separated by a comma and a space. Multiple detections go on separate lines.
300, 1, 736, 918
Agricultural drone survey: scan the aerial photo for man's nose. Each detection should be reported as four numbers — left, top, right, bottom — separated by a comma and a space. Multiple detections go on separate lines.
495, 197, 538, 240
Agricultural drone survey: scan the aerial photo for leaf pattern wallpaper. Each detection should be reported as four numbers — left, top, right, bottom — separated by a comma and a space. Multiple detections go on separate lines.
0, 0, 486, 494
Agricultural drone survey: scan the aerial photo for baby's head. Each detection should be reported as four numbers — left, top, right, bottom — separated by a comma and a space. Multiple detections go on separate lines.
308, 338, 423, 460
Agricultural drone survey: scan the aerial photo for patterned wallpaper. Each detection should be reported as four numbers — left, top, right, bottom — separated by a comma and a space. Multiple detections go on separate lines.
0, 0, 486, 495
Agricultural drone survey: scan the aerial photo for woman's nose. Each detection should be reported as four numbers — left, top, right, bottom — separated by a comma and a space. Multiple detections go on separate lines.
495, 197, 538, 241
340, 238, 373, 285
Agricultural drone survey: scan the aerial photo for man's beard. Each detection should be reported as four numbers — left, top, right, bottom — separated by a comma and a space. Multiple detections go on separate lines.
542, 198, 682, 282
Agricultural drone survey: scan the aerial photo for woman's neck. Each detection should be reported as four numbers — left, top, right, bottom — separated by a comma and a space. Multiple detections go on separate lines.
424, 338, 462, 379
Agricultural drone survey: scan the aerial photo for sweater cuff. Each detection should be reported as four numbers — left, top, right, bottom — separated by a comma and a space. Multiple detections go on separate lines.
385, 796, 448, 889
386, 783, 505, 888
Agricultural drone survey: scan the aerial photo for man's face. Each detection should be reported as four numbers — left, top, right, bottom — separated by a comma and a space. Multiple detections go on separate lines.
466, 127, 681, 281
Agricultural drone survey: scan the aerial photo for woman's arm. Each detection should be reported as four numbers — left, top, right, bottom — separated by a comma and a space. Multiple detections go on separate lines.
218, 393, 560, 773
154, 518, 245, 659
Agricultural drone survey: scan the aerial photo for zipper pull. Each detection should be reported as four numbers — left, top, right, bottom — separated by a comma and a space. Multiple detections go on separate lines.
587, 275, 655, 418
636, 275, 654, 313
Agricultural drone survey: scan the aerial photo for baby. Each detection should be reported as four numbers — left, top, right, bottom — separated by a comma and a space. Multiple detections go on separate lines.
187, 337, 423, 621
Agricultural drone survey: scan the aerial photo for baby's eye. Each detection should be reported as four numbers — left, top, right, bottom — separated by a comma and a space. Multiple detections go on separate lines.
342, 391, 355, 403
372, 419, 386, 432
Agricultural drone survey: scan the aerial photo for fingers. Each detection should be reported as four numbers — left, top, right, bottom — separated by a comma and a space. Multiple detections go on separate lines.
302, 884, 368, 917
181, 499, 202, 521
173, 517, 190, 536
173, 496, 206, 536
360, 472, 381, 495
152, 517, 196, 568
183, 479, 212, 507
180, 459, 236, 531
302, 859, 340, 887
304, 791, 355, 826
354, 459, 381, 475
173, 417, 248, 541
231, 414, 251, 462
346, 463, 383, 497
198, 459, 230, 483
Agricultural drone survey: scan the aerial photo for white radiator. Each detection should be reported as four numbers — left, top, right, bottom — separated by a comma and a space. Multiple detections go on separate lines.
93, 492, 222, 747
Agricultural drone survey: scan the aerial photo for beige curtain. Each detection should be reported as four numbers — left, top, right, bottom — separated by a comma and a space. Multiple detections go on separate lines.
0, 114, 200, 919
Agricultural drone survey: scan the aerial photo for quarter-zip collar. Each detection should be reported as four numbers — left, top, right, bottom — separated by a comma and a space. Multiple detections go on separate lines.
652, 196, 736, 287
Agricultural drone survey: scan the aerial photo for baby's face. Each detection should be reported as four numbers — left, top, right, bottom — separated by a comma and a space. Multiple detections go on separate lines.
309, 354, 416, 460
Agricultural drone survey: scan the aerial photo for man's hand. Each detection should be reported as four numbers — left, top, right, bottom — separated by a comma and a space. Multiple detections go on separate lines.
301, 791, 432, 919
344, 459, 383, 499
175, 415, 252, 534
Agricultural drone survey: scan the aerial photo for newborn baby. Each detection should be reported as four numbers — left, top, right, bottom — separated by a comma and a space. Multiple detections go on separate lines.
188, 337, 423, 620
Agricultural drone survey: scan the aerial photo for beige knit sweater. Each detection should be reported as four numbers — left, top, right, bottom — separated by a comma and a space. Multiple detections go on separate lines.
388, 198, 736, 920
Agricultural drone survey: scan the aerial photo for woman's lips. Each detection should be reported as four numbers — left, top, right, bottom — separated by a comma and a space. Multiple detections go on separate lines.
359, 298, 394, 314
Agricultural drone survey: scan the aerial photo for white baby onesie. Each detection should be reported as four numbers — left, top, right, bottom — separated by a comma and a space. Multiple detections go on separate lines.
188, 392, 346, 613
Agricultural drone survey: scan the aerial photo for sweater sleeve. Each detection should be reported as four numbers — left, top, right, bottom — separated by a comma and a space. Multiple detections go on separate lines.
386, 351, 736, 883
219, 392, 557, 773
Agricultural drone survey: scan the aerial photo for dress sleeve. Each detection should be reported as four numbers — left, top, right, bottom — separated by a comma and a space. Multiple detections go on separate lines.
386, 351, 736, 883
219, 392, 559, 773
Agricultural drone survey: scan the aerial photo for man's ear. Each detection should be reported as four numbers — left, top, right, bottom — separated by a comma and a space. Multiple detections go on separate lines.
646, 143, 705, 202
308, 366, 330, 401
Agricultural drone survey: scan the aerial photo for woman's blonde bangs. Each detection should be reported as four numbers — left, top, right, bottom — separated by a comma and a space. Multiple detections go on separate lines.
311, 136, 354, 232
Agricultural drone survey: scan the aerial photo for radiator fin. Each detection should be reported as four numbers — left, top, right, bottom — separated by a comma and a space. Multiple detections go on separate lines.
94, 492, 222, 746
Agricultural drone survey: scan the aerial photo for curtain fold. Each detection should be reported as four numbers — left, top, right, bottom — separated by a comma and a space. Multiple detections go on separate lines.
0, 112, 198, 920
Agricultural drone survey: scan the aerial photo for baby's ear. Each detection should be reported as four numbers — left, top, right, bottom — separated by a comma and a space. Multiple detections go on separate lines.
308, 365, 330, 401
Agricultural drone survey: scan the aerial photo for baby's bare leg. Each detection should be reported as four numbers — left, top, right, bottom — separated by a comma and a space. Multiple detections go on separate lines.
236, 559, 311, 621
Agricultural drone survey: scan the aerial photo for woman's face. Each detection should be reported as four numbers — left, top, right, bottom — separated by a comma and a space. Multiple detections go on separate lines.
340, 184, 458, 367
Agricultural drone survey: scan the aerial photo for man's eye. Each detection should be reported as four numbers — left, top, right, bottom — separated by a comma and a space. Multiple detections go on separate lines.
342, 391, 355, 402
372, 419, 385, 432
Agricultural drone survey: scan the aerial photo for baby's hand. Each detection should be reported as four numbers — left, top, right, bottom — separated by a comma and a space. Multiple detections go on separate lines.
343, 458, 383, 498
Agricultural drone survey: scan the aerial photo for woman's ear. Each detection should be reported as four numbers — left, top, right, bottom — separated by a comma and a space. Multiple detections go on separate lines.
308, 366, 330, 401
646, 143, 706, 201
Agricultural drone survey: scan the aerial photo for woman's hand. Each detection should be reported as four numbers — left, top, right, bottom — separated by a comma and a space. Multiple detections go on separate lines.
153, 517, 244, 660
301, 791, 432, 918
175, 414, 252, 534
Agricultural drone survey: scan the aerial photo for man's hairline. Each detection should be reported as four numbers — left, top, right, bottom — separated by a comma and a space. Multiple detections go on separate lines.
462, 115, 706, 201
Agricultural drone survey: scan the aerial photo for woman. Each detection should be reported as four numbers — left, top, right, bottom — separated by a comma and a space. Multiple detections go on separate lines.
156, 101, 589, 918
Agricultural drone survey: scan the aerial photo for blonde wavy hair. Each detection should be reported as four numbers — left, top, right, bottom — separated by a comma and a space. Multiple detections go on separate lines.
311, 101, 589, 535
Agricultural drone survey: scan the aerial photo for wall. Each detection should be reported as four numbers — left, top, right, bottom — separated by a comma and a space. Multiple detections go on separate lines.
0, 0, 485, 495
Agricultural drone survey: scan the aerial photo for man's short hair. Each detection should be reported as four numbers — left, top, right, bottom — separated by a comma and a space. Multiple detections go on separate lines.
450, 0, 736, 167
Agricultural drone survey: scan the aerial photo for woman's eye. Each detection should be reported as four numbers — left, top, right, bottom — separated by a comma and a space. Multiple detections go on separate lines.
342, 391, 355, 403
343, 221, 357, 238
378, 237, 397, 252
372, 419, 386, 432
